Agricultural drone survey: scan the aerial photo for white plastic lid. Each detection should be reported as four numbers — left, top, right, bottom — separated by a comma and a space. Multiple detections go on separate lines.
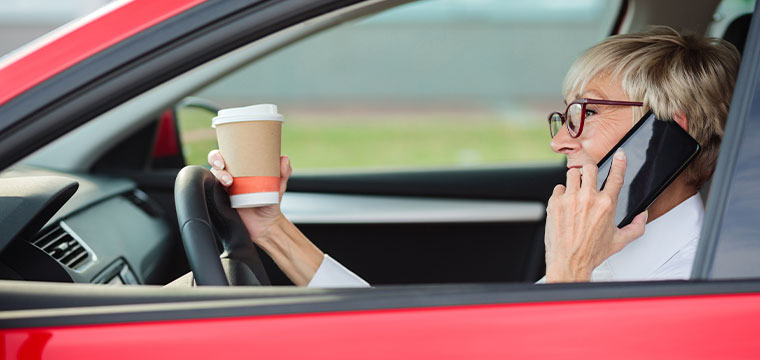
212, 104, 284, 127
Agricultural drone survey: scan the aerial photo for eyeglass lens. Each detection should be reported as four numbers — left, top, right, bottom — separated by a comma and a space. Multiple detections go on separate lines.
567, 103, 583, 137
549, 113, 563, 137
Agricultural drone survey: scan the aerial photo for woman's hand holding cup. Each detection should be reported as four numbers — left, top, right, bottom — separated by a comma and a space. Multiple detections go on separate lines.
208, 149, 292, 245
208, 104, 324, 285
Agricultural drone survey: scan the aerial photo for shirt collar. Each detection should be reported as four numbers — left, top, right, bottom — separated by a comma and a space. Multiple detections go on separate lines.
603, 193, 704, 280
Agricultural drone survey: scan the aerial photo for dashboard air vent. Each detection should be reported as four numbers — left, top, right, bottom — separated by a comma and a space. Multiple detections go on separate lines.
30, 224, 91, 270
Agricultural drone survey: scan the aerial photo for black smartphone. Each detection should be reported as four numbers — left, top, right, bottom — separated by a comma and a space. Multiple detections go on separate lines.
596, 110, 701, 227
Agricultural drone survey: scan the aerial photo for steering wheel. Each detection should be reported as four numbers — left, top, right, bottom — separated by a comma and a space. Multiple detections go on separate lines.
174, 166, 270, 286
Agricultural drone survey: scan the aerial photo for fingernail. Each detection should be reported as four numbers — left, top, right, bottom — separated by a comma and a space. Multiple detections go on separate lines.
614, 148, 625, 160
213, 160, 223, 169
221, 174, 232, 185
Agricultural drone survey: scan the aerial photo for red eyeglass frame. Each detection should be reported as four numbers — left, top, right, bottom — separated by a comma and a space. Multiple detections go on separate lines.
548, 98, 644, 138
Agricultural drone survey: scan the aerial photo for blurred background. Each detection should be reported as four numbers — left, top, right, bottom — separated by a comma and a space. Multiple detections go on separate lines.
2, 0, 754, 171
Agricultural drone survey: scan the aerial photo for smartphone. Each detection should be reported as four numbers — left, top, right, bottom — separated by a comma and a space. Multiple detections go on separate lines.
596, 110, 701, 227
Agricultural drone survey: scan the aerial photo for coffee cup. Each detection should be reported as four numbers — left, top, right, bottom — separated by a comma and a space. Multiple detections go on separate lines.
212, 104, 283, 208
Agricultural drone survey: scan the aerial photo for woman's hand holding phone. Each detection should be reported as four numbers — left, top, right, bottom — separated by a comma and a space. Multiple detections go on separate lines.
544, 149, 648, 283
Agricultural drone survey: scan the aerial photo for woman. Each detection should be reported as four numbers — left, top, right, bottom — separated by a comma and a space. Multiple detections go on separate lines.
208, 27, 740, 286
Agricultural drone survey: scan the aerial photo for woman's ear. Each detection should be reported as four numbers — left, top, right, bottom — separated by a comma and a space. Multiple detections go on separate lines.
673, 111, 689, 131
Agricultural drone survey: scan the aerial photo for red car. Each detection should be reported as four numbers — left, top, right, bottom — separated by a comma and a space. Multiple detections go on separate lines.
1, 0, 759, 358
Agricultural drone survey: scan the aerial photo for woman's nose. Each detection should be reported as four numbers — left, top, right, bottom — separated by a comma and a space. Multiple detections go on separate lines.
550, 123, 581, 155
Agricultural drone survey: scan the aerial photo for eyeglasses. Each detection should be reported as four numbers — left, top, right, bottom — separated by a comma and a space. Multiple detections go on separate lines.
548, 98, 643, 138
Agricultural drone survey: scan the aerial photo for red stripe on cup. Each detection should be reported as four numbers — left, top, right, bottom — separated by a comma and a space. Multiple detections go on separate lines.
229, 176, 280, 195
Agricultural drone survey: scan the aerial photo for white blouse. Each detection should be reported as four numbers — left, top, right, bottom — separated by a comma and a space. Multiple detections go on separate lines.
308, 193, 704, 287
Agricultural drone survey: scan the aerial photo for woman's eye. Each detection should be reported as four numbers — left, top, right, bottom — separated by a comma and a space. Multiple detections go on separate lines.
585, 109, 597, 117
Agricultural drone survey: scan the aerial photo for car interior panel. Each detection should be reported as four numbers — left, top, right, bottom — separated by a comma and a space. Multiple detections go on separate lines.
0, 167, 177, 285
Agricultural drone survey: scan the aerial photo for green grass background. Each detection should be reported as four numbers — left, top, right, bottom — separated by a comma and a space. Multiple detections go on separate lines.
177, 106, 562, 171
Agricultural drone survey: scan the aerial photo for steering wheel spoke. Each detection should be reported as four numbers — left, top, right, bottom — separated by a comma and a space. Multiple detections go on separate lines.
174, 166, 270, 286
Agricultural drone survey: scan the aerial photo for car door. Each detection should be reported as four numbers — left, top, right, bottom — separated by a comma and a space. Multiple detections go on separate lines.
2, 0, 760, 358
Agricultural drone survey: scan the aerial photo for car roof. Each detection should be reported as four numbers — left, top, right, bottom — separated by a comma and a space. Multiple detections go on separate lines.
0, 0, 205, 107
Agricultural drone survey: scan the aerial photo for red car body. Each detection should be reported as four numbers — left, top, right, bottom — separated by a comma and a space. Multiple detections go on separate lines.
0, 0, 204, 106
3, 293, 760, 359
1, 1, 760, 358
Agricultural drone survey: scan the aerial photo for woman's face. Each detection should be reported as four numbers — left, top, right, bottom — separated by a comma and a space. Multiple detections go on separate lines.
550, 75, 636, 169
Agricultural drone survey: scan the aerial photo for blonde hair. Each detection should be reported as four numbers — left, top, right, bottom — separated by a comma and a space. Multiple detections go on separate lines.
563, 26, 740, 188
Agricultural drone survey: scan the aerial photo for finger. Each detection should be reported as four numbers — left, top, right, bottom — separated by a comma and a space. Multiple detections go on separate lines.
211, 168, 233, 187
601, 148, 627, 199
612, 210, 647, 253
547, 184, 565, 209
278, 155, 291, 200
546, 184, 565, 218
208, 149, 225, 170
552, 184, 566, 196
580, 164, 598, 191
565, 168, 581, 193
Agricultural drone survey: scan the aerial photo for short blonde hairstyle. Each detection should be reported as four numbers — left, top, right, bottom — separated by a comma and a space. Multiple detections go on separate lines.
563, 26, 740, 188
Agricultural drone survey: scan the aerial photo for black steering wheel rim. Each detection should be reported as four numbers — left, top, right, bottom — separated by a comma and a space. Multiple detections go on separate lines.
174, 165, 270, 286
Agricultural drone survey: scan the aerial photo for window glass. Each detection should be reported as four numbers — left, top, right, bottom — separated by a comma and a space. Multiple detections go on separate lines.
186, 0, 621, 171
175, 104, 218, 166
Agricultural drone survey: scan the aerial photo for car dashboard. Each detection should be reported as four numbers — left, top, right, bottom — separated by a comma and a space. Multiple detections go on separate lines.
0, 166, 175, 285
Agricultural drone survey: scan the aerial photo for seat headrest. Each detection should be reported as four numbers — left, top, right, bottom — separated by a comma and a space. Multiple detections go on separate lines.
723, 13, 753, 56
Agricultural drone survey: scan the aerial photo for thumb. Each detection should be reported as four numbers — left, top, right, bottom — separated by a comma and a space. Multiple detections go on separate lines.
611, 210, 647, 253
